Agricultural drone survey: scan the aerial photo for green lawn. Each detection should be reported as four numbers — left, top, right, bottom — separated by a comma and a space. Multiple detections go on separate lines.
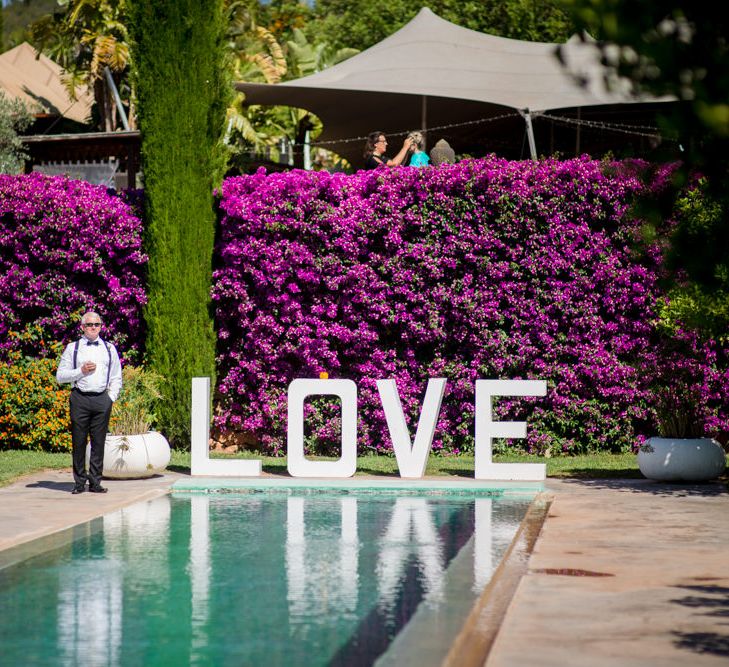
0, 449, 643, 487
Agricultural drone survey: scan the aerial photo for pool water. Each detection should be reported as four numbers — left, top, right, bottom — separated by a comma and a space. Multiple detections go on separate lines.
0, 491, 533, 666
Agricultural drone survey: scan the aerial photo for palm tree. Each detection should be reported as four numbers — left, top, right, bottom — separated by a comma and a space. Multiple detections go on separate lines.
224, 7, 358, 170
286, 28, 358, 79
31, 0, 132, 132
223, 0, 289, 160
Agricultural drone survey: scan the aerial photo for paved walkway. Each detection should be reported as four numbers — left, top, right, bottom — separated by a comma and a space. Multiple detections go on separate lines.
487, 478, 729, 667
0, 469, 727, 665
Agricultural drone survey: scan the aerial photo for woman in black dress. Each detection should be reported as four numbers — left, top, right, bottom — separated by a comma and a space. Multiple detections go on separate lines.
363, 131, 414, 169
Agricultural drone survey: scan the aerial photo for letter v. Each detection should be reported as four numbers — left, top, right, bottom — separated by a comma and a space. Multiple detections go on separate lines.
377, 378, 447, 478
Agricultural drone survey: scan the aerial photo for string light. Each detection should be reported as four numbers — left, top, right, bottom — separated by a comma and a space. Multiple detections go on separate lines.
540, 112, 678, 142
237, 109, 678, 159
307, 112, 520, 148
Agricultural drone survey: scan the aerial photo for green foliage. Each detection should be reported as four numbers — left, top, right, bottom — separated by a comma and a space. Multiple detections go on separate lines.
0, 333, 70, 452
30, 0, 131, 132
658, 285, 729, 344
1, 0, 57, 50
562, 1, 729, 341
561, 1, 729, 187
307, 0, 574, 52
225, 7, 349, 171
650, 384, 705, 439
670, 182, 729, 290
561, 1, 728, 133
129, 0, 231, 447
285, 27, 358, 78
0, 91, 33, 174
656, 181, 729, 341
108, 366, 164, 435
258, 0, 311, 39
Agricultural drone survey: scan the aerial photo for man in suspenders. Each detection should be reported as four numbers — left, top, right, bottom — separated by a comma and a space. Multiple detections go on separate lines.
56, 311, 123, 494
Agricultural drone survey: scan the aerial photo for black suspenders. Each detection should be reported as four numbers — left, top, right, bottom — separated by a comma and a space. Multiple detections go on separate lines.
72, 339, 112, 389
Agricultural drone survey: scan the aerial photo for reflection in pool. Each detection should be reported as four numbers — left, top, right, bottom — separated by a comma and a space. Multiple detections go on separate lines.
0, 491, 533, 666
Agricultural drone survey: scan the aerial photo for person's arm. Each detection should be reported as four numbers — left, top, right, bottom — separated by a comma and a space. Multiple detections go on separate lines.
56, 343, 82, 386
386, 137, 414, 166
107, 345, 123, 402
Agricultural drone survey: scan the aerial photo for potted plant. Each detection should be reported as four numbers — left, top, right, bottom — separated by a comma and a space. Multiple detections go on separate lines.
87, 365, 171, 478
638, 382, 726, 482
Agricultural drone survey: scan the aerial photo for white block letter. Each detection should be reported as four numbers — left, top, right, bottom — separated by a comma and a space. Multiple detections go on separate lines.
191, 377, 262, 476
377, 378, 447, 478
287, 378, 357, 478
474, 379, 547, 481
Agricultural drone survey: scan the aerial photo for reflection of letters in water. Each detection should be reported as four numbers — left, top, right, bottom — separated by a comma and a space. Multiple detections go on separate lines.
281, 496, 500, 627
190, 495, 211, 656
191, 377, 547, 480
377, 498, 445, 611
285, 496, 360, 621
189, 496, 498, 631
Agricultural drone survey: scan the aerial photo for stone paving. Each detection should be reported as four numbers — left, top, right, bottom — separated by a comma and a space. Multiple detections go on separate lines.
486, 478, 729, 666
1, 469, 727, 665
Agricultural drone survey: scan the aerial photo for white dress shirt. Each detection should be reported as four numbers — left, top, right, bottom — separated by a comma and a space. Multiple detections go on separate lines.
56, 337, 123, 401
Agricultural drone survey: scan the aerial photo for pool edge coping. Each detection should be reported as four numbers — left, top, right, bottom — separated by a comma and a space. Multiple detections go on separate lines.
171, 477, 545, 495
442, 491, 553, 667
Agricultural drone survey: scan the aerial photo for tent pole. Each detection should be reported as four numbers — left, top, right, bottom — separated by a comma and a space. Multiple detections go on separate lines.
304, 130, 311, 171
421, 95, 427, 145
520, 109, 537, 160
104, 66, 130, 131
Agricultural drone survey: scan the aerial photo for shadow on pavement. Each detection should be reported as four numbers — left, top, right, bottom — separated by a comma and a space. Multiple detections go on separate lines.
552, 477, 728, 497
26, 480, 74, 492
165, 464, 191, 475
672, 586, 729, 656
672, 632, 729, 657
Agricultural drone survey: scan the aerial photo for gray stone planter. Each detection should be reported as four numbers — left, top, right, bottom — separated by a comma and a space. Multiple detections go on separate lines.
638, 437, 726, 481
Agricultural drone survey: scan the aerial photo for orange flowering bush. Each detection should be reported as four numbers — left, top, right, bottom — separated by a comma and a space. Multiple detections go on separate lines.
0, 333, 71, 451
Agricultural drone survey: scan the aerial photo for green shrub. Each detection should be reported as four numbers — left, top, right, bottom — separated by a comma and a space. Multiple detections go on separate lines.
0, 344, 70, 452
109, 366, 164, 435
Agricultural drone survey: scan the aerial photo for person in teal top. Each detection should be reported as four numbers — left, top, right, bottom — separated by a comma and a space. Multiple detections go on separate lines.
407, 131, 430, 167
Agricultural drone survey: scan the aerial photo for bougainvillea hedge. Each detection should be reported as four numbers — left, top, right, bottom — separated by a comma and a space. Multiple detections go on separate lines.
212, 157, 729, 455
1, 164, 727, 455
0, 174, 147, 360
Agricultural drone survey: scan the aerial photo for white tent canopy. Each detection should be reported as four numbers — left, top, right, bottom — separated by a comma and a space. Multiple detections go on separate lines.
236, 7, 671, 165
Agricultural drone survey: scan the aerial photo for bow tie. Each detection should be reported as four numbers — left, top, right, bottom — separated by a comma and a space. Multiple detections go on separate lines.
86, 341, 99, 346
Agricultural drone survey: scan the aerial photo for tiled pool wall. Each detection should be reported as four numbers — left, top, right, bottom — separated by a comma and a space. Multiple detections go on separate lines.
172, 477, 544, 496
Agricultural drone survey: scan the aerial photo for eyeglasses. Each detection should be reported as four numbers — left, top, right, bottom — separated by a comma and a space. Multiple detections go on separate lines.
83, 322, 102, 328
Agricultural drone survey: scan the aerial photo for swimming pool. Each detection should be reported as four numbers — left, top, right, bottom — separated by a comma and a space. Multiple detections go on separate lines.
0, 487, 537, 666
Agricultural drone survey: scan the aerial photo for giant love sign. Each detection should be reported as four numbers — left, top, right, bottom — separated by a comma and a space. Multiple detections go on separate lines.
190, 377, 547, 481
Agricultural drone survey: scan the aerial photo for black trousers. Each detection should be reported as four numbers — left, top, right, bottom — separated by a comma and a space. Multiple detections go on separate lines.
70, 390, 113, 488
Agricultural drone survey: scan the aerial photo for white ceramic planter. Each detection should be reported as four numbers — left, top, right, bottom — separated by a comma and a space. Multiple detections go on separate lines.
638, 437, 726, 482
86, 431, 171, 479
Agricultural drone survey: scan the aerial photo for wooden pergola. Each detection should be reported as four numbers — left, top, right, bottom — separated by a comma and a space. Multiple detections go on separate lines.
22, 130, 141, 189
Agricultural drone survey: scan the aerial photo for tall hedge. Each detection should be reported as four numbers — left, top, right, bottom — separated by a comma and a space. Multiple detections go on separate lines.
128, 0, 230, 446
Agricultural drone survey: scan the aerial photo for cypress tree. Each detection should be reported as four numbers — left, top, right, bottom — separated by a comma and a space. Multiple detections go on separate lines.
128, 0, 230, 446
